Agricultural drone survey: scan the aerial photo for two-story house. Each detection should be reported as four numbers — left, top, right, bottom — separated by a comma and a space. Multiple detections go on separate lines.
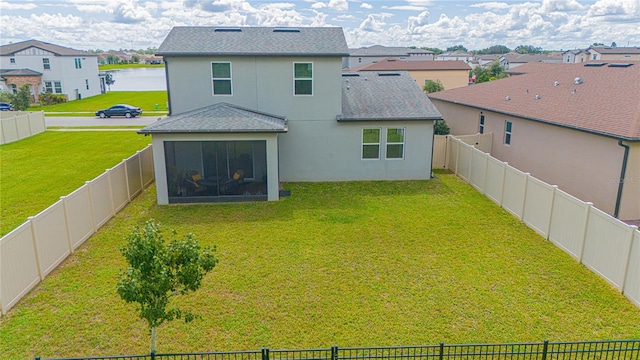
139, 26, 442, 204
0, 40, 103, 101
343, 45, 435, 69
587, 46, 640, 61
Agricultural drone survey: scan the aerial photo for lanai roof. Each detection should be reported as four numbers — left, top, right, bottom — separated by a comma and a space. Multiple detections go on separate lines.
428, 61, 640, 140
138, 103, 288, 134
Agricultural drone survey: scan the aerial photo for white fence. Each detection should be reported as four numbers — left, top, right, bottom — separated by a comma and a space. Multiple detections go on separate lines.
0, 145, 155, 315
0, 111, 46, 145
446, 136, 640, 307
432, 133, 493, 169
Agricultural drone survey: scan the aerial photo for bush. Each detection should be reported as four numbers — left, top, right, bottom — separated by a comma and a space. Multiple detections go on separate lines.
38, 92, 67, 106
434, 120, 450, 135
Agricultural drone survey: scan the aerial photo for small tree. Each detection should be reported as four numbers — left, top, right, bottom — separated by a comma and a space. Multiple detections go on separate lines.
11, 84, 31, 110
434, 120, 450, 135
117, 219, 218, 353
105, 73, 115, 91
423, 79, 445, 93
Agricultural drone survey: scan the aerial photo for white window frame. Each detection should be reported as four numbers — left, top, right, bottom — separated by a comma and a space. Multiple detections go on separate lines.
211, 62, 232, 96
362, 128, 381, 160
54, 81, 62, 94
479, 114, 485, 134
504, 121, 512, 145
385, 128, 405, 160
10, 58, 15, 64
293, 62, 313, 96
75, 58, 82, 69
44, 81, 53, 93
43, 58, 51, 70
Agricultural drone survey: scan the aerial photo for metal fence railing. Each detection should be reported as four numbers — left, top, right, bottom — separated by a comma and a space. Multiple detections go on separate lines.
35, 340, 640, 360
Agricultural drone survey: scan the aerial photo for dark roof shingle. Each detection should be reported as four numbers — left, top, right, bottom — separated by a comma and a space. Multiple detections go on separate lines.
428, 62, 640, 140
157, 27, 348, 56
0, 40, 93, 56
138, 103, 287, 134
339, 71, 442, 121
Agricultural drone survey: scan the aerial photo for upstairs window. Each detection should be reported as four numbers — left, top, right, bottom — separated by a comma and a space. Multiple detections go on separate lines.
294, 62, 313, 95
85, 79, 89, 90
211, 62, 232, 95
43, 58, 51, 70
504, 121, 512, 145
10, 58, 15, 64
386, 128, 405, 159
479, 113, 485, 134
362, 128, 381, 160
75, 58, 82, 69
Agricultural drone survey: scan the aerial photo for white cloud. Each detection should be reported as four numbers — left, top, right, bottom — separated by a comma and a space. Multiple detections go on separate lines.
407, 10, 430, 33
359, 14, 385, 31
388, 6, 428, 11
587, 0, 639, 19
540, 0, 586, 12
469, 2, 510, 11
311, 2, 327, 9
0, 2, 37, 10
360, 3, 372, 9
113, 0, 153, 24
328, 0, 348, 11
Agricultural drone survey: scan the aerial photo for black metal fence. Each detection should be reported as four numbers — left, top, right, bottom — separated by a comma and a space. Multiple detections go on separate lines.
35, 340, 640, 360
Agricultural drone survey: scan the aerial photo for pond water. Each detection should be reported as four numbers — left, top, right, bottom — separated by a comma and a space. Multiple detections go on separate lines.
106, 67, 166, 91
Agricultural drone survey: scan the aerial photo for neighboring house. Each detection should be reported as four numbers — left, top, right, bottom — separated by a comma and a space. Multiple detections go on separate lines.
435, 51, 474, 62
349, 58, 471, 90
344, 45, 434, 68
0, 39, 102, 101
562, 49, 589, 63
428, 61, 640, 221
140, 27, 442, 204
588, 46, 640, 61
499, 52, 562, 70
475, 54, 500, 68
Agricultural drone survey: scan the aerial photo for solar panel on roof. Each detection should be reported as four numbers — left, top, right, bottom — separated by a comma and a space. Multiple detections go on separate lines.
584, 63, 606, 67
273, 29, 300, 33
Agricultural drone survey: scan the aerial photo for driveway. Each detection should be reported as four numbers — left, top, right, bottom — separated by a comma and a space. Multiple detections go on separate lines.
45, 116, 163, 127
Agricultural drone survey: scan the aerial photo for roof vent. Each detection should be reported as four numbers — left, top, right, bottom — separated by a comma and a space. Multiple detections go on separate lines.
378, 73, 401, 76
554, 81, 559, 86
574, 77, 583, 85
584, 62, 606, 67
505, 96, 511, 101
535, 94, 541, 100
215, 28, 242, 32
571, 88, 576, 94
273, 28, 300, 33
526, 88, 529, 93
608, 63, 633, 68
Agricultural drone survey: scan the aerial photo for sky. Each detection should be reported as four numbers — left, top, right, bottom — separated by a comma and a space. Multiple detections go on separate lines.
0, 0, 639, 52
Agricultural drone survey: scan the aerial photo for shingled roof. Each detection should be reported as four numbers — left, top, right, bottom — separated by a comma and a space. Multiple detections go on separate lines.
339, 71, 442, 121
428, 61, 640, 140
157, 27, 348, 57
138, 103, 287, 134
349, 45, 433, 56
0, 69, 43, 76
350, 58, 470, 72
0, 40, 93, 57
589, 46, 640, 55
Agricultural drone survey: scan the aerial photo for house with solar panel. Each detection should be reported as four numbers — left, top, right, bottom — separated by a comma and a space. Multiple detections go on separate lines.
139, 26, 442, 204
428, 61, 640, 222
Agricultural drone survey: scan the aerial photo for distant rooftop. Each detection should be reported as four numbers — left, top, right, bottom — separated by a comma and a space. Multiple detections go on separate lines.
349, 58, 471, 72
157, 27, 349, 57
349, 45, 433, 57
0, 39, 94, 57
589, 46, 640, 55
428, 61, 640, 140
339, 71, 442, 121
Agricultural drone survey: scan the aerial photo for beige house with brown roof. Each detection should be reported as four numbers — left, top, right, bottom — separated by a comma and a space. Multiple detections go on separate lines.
428, 61, 640, 222
588, 46, 640, 61
350, 58, 471, 90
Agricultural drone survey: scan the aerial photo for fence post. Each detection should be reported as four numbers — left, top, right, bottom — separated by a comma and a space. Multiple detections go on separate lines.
151, 350, 156, 360
332, 345, 339, 360
541, 340, 549, 360
262, 348, 270, 360
439, 342, 444, 360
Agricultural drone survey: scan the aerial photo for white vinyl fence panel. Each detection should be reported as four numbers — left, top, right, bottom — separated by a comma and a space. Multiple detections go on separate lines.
432, 135, 448, 169
582, 206, 635, 290
522, 176, 556, 238
469, 149, 488, 192
484, 157, 506, 205
501, 167, 528, 220
548, 190, 591, 260
0, 111, 46, 145
0, 145, 154, 316
456, 141, 473, 182
624, 230, 640, 306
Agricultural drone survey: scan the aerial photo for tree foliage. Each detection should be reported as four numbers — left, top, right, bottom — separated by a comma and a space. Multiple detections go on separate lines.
9, 84, 31, 110
105, 73, 115, 90
421, 46, 443, 55
38, 92, 67, 106
515, 45, 543, 54
446, 45, 467, 52
434, 120, 450, 135
474, 45, 510, 55
423, 79, 444, 93
117, 219, 218, 353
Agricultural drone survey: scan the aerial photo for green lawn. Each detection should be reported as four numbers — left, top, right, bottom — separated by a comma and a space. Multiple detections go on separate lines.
1, 174, 640, 358
27, 91, 168, 115
99, 64, 164, 71
0, 131, 151, 236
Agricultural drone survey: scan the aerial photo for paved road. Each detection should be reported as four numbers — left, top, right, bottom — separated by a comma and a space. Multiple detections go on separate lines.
45, 116, 164, 127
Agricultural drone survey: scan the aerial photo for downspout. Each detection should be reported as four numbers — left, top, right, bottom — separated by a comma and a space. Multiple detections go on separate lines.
164, 58, 172, 116
614, 139, 630, 219
430, 120, 437, 178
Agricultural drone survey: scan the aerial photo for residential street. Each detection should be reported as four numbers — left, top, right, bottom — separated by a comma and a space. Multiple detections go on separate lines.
45, 116, 163, 127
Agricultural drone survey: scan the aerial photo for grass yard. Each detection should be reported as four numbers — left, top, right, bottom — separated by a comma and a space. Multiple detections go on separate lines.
1, 175, 640, 358
99, 64, 164, 71
0, 131, 151, 236
26, 91, 168, 115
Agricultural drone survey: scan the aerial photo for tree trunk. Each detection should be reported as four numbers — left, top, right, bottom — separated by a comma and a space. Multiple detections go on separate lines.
151, 326, 157, 354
